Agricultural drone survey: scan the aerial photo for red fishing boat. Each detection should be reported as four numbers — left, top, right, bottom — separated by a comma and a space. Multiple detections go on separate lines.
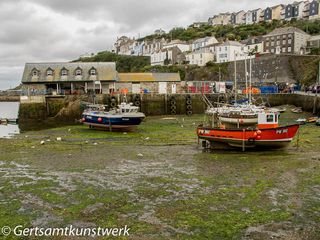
197, 111, 299, 149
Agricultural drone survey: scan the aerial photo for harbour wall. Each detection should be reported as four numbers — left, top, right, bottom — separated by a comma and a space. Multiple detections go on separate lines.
0, 95, 20, 102
18, 93, 320, 126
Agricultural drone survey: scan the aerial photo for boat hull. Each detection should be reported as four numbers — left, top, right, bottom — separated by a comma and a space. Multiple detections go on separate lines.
197, 124, 299, 149
82, 113, 145, 131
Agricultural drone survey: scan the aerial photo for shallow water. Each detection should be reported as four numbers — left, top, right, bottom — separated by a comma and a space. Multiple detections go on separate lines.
0, 102, 20, 138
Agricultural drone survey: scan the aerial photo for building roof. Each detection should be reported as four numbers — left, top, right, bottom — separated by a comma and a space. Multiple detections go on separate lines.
308, 35, 320, 41
218, 40, 244, 47
118, 73, 181, 83
264, 27, 310, 37
193, 36, 218, 44
22, 62, 117, 83
242, 36, 263, 45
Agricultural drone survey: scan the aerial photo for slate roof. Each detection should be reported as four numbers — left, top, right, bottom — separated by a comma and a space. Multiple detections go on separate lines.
218, 41, 244, 47
264, 27, 310, 37
118, 73, 181, 83
22, 62, 117, 83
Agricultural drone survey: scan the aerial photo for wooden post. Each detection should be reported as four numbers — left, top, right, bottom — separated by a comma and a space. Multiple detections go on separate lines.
242, 129, 246, 152
109, 118, 112, 132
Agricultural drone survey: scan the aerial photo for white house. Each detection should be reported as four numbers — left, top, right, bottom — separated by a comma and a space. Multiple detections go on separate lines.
215, 41, 250, 63
143, 38, 167, 56
163, 40, 190, 52
191, 36, 218, 51
150, 47, 185, 66
242, 37, 264, 54
186, 48, 215, 66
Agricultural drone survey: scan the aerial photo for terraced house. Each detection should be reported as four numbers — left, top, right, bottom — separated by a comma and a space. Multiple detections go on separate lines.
282, 1, 309, 21
21, 62, 118, 95
309, 0, 320, 19
230, 10, 246, 25
245, 8, 263, 24
263, 27, 310, 54
262, 5, 284, 21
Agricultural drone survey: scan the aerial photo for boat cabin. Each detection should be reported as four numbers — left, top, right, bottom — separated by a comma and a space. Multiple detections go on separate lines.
257, 111, 279, 129
118, 103, 139, 113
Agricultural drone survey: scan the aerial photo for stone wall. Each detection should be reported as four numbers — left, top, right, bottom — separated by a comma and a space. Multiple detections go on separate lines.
18, 93, 320, 127
185, 54, 320, 87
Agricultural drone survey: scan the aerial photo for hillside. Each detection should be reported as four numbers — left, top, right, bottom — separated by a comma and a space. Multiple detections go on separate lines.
74, 51, 150, 73
140, 19, 320, 42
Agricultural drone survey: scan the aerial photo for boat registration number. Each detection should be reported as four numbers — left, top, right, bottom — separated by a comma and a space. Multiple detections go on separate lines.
276, 129, 288, 134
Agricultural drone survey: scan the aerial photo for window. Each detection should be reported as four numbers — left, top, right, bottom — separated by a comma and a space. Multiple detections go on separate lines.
288, 39, 292, 44
283, 40, 286, 44
276, 41, 280, 46
288, 47, 292, 52
282, 47, 286, 52
61, 69, 68, 76
75, 68, 82, 76
267, 114, 274, 122
90, 68, 96, 76
47, 69, 53, 76
32, 70, 38, 76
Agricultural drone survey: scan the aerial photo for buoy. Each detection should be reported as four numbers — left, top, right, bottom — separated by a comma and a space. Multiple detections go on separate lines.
82, 118, 85, 122
98, 117, 102, 122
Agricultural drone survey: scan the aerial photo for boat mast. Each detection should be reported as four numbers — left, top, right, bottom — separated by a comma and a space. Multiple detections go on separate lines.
234, 51, 237, 104
244, 55, 248, 99
249, 57, 252, 105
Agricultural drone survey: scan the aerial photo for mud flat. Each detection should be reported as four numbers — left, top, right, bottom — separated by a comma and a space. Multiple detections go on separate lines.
0, 112, 319, 239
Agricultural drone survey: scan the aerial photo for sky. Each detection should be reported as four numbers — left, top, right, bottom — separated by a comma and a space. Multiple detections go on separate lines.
0, 0, 294, 90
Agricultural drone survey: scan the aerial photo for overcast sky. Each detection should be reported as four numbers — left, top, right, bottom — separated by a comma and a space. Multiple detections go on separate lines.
0, 0, 294, 90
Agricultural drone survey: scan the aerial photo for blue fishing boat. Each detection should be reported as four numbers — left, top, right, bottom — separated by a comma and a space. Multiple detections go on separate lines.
81, 102, 145, 131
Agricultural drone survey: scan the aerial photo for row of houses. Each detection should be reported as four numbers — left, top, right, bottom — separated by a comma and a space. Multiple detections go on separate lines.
114, 27, 319, 66
208, 0, 320, 26
21, 62, 183, 96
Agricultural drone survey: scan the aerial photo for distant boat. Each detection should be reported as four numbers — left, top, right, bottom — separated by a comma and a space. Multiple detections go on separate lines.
0, 118, 18, 125
306, 117, 318, 123
272, 106, 286, 113
296, 118, 307, 125
291, 107, 302, 113
81, 102, 145, 131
